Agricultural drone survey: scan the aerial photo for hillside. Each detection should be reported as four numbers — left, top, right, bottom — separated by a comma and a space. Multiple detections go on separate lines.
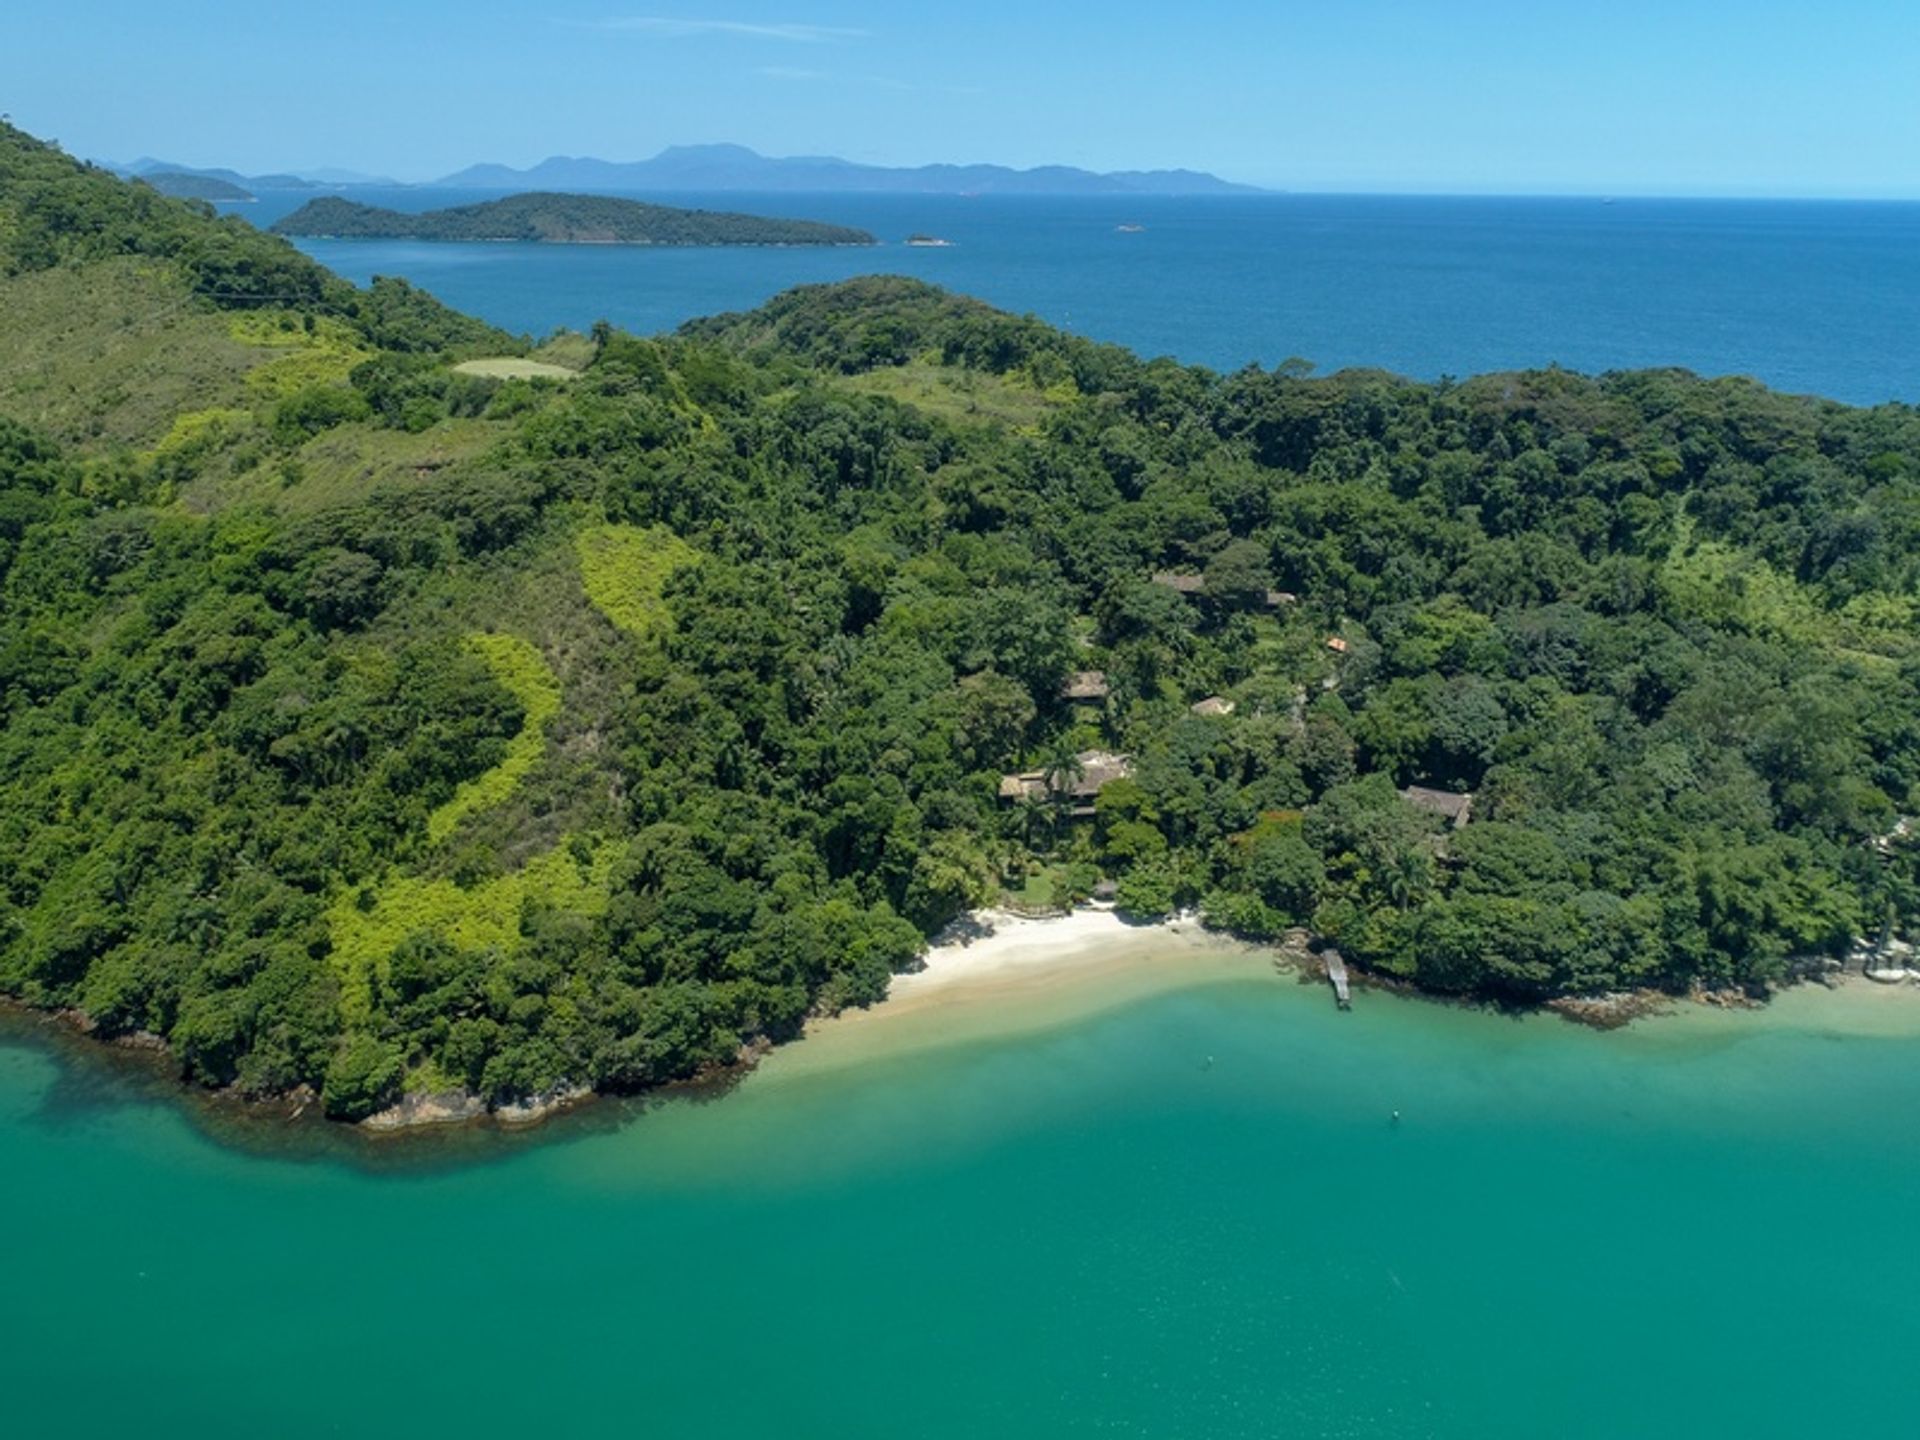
2, 121, 1917, 1127
272, 193, 876, 247
436, 143, 1265, 195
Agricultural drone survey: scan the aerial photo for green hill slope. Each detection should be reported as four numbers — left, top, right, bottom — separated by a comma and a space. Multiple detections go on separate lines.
2, 121, 1916, 1127
273, 192, 876, 246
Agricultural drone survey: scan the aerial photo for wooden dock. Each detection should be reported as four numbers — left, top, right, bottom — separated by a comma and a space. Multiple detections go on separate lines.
1323, 949, 1351, 1009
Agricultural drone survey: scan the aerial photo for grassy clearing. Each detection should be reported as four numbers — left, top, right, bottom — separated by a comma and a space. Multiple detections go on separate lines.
233, 313, 372, 400
529, 332, 597, 371
454, 357, 578, 381
427, 633, 563, 845
576, 522, 701, 639
0, 259, 261, 446
838, 362, 1059, 432
328, 838, 620, 1025
178, 416, 505, 514
152, 406, 257, 461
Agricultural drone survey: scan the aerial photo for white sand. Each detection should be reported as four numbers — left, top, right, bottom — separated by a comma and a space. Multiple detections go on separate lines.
892, 906, 1188, 997
760, 907, 1266, 1081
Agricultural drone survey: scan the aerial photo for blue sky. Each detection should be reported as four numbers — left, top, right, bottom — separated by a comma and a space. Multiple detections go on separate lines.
5, 1, 1917, 195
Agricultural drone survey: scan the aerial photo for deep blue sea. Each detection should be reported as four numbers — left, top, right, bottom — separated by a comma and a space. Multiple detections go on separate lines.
232, 188, 1920, 405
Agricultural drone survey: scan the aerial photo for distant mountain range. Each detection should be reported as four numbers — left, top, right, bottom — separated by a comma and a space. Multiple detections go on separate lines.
105, 158, 401, 191
433, 144, 1264, 196
97, 144, 1260, 197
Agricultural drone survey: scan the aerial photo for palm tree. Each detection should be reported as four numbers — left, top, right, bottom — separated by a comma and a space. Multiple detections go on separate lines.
1042, 738, 1085, 847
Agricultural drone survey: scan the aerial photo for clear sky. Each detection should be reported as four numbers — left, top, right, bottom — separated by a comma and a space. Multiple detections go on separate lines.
5, 1, 1917, 195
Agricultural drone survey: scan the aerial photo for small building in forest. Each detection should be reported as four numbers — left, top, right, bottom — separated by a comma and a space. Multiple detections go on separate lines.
999, 751, 1135, 816
1151, 570, 1206, 595
1325, 636, 1350, 654
1190, 696, 1236, 717
1265, 589, 1297, 608
1400, 786, 1474, 828
1061, 670, 1111, 701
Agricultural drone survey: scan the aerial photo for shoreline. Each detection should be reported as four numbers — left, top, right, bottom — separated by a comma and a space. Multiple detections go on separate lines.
4, 906, 1917, 1144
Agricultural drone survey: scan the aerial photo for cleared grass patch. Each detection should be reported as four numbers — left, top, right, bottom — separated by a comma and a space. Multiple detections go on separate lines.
576, 522, 701, 639
529, 332, 597, 371
180, 416, 506, 514
454, 357, 579, 381
233, 313, 372, 400
0, 259, 261, 446
427, 633, 562, 845
838, 362, 1059, 432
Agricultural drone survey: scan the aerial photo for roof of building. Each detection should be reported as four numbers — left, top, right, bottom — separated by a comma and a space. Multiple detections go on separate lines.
1265, 589, 1298, 607
1190, 696, 1236, 717
1325, 636, 1350, 653
998, 750, 1135, 803
1061, 670, 1111, 700
1400, 786, 1474, 827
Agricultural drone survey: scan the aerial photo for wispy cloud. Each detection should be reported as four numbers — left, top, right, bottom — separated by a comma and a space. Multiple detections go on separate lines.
756, 65, 981, 96
578, 17, 867, 42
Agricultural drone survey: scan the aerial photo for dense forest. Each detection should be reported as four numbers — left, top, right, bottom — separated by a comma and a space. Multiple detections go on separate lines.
273, 193, 876, 247
2, 122, 1915, 1122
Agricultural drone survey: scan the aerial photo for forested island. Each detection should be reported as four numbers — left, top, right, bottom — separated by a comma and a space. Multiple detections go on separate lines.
1, 121, 1915, 1125
272, 193, 876, 247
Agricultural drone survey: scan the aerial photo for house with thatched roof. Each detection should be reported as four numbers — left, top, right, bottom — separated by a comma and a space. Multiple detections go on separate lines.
1061, 670, 1111, 701
1401, 786, 1474, 828
999, 751, 1135, 816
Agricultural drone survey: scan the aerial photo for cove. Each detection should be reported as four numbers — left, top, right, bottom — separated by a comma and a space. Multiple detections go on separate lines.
2, 959, 1917, 1438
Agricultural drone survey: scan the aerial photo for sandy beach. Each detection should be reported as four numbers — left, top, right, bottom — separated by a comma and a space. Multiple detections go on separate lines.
762, 902, 1920, 1086
762, 907, 1276, 1081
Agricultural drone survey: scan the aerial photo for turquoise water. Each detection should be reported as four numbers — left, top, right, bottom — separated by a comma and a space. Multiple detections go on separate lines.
4, 975, 1917, 1437
235, 189, 1920, 404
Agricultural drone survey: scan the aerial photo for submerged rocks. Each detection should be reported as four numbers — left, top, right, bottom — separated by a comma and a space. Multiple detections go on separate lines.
1545, 991, 1674, 1030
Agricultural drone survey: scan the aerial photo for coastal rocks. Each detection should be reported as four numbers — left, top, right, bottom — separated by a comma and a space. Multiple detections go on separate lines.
1273, 927, 1316, 970
361, 1082, 597, 1132
492, 1084, 591, 1127
361, 1090, 489, 1132
1546, 991, 1673, 1030
52, 1006, 167, 1050
1687, 986, 1766, 1012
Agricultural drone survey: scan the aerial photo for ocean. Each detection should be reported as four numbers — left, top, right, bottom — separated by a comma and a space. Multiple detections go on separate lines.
3, 964, 1917, 1438
237, 188, 1920, 406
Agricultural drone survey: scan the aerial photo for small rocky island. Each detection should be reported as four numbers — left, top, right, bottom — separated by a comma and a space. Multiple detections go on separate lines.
272, 192, 876, 246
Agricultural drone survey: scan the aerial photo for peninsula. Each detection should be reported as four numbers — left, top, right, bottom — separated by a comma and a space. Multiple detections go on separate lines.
271, 192, 875, 246
0, 121, 1914, 1130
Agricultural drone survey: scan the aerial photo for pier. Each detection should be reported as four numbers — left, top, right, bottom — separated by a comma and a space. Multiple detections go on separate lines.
1324, 948, 1351, 1009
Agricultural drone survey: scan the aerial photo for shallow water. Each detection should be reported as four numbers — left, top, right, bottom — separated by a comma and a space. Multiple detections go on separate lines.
235, 189, 1920, 404
3, 966, 1916, 1438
